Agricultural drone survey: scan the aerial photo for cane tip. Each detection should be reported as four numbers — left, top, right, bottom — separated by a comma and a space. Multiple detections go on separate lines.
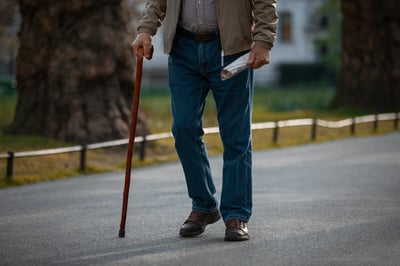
119, 230, 125, 238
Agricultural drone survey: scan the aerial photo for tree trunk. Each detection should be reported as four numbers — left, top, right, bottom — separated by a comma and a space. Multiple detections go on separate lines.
10, 0, 149, 143
332, 0, 400, 111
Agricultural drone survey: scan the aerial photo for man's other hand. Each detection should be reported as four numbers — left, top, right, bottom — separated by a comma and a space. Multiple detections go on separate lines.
246, 46, 270, 69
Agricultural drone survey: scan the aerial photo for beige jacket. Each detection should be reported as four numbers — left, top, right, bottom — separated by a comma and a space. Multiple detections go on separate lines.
137, 0, 278, 56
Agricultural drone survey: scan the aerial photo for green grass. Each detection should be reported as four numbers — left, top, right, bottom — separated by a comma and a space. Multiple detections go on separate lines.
0, 94, 72, 152
0, 85, 397, 187
0, 94, 17, 129
254, 86, 336, 112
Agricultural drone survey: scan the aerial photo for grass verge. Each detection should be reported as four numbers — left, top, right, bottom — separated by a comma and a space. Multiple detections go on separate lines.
0, 86, 398, 188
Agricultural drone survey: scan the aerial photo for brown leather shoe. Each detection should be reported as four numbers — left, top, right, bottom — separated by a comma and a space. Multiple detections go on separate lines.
224, 219, 249, 241
179, 210, 221, 237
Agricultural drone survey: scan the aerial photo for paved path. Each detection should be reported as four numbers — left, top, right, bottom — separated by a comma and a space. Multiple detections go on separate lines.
1, 133, 400, 266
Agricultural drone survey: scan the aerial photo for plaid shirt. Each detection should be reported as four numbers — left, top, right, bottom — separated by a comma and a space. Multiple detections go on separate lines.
179, 0, 218, 33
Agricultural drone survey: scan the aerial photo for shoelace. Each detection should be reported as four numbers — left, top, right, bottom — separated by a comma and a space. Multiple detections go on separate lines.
186, 211, 202, 223
225, 219, 243, 229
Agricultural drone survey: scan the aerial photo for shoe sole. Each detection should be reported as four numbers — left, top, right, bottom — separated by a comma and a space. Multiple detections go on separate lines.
224, 232, 249, 241
179, 228, 205, 237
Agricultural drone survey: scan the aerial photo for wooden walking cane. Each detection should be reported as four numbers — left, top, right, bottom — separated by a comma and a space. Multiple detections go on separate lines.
119, 55, 143, 238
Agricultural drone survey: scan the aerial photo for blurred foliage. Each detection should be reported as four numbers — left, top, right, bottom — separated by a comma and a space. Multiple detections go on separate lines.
313, 0, 341, 67
0, 0, 19, 64
278, 63, 337, 87
254, 86, 336, 112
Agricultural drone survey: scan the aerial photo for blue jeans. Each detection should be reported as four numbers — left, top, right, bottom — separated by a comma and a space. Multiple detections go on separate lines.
168, 29, 254, 222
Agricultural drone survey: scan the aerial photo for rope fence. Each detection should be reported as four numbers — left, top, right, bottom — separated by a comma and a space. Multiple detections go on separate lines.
1, 112, 398, 179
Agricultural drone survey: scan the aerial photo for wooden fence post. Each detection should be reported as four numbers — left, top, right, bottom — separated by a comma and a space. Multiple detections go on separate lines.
350, 118, 356, 136
6, 151, 14, 179
140, 135, 146, 161
373, 114, 378, 132
311, 118, 317, 141
272, 121, 279, 143
80, 145, 87, 172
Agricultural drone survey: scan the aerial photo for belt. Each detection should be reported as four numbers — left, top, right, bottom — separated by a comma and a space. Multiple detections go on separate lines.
178, 26, 218, 42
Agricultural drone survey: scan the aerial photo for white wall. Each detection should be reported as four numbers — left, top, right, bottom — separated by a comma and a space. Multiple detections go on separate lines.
254, 0, 325, 85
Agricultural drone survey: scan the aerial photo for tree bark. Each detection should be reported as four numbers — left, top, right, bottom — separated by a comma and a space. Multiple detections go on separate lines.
10, 0, 149, 143
332, 0, 400, 111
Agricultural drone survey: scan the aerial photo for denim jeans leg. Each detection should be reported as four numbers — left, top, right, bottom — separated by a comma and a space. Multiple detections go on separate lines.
208, 52, 254, 222
168, 31, 218, 213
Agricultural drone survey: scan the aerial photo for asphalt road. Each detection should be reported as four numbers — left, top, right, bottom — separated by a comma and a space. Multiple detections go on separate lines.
1, 133, 399, 266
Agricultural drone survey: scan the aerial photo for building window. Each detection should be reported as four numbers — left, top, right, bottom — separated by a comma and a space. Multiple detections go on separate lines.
279, 12, 293, 43
319, 14, 329, 29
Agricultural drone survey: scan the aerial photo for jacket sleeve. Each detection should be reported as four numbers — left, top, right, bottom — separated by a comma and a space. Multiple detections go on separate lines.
253, 0, 279, 50
137, 0, 167, 36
